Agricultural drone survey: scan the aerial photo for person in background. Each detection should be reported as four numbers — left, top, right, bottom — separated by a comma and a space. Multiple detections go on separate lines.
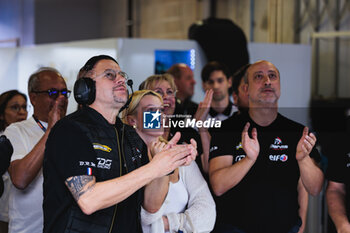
231, 64, 250, 114
4, 68, 69, 233
167, 64, 198, 117
0, 90, 28, 132
0, 90, 28, 233
326, 115, 350, 233
200, 61, 235, 121
122, 90, 215, 233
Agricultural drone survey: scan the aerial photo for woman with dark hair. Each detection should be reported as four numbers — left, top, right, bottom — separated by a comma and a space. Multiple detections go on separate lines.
0, 90, 28, 232
0, 90, 28, 132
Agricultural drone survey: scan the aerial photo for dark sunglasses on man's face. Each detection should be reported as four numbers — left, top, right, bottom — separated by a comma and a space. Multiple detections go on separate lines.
32, 88, 71, 99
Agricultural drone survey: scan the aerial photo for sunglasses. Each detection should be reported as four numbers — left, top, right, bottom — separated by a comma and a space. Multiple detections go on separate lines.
32, 88, 71, 99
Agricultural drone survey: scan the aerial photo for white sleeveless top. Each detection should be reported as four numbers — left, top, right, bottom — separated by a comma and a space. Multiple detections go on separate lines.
163, 176, 188, 233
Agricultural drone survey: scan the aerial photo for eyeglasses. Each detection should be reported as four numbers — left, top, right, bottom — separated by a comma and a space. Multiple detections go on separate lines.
7, 104, 28, 112
154, 89, 176, 98
96, 69, 129, 82
32, 89, 71, 99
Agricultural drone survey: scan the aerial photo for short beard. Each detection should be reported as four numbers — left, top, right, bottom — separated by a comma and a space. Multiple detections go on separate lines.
113, 95, 127, 104
112, 89, 128, 104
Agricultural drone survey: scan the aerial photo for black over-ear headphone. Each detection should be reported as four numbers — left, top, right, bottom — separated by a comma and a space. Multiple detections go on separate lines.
74, 77, 134, 111
74, 77, 96, 105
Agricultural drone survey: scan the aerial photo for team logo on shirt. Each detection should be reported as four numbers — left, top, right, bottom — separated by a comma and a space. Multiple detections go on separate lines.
97, 157, 112, 169
270, 137, 288, 150
93, 143, 112, 152
274, 137, 282, 145
143, 110, 162, 129
269, 154, 288, 162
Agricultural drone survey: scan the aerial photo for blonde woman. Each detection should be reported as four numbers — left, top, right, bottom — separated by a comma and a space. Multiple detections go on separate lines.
139, 74, 212, 178
122, 90, 215, 233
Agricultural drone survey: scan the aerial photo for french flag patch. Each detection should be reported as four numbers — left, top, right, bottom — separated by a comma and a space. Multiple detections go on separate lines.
87, 167, 92, 176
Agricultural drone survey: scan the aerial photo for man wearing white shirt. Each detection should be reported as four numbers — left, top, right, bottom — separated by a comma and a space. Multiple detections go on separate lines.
4, 67, 69, 233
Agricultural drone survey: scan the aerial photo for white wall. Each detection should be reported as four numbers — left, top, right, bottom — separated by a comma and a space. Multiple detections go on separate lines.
16, 38, 117, 114
249, 42, 312, 125
0, 48, 19, 93
0, 38, 311, 126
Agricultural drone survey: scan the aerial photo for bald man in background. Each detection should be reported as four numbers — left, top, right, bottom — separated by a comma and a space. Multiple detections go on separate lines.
167, 63, 198, 117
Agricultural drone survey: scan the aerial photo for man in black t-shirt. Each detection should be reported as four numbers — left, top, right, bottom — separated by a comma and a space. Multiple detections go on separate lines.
209, 60, 324, 233
43, 55, 197, 233
326, 116, 350, 233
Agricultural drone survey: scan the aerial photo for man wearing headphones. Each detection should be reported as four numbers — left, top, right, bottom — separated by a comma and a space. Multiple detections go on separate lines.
43, 55, 197, 233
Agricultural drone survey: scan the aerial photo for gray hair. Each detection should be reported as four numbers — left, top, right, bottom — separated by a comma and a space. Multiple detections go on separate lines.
28, 67, 62, 93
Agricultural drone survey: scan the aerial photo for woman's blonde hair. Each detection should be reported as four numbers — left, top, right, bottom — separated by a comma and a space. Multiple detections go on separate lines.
121, 90, 163, 125
139, 73, 177, 92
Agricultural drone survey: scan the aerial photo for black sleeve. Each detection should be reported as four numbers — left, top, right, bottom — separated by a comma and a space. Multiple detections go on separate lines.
0, 135, 13, 176
45, 120, 97, 181
209, 131, 236, 160
171, 127, 203, 156
326, 151, 347, 183
185, 128, 203, 156
309, 147, 322, 164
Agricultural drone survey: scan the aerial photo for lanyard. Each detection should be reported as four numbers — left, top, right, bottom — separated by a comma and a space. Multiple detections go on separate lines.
32, 115, 47, 132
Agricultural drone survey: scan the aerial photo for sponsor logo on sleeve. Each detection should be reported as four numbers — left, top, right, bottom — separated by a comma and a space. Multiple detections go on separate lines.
209, 146, 218, 153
